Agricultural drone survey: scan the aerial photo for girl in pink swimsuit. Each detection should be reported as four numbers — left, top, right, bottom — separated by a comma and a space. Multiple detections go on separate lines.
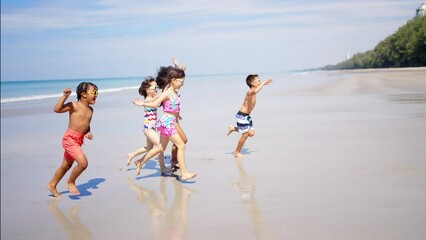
156, 89, 181, 137
129, 77, 172, 176
133, 66, 197, 181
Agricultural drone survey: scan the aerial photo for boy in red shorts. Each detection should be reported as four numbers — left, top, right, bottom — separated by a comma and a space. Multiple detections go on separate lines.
47, 82, 98, 197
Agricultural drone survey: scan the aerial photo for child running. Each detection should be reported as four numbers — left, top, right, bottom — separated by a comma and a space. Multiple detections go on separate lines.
128, 76, 172, 176
157, 58, 188, 170
227, 74, 272, 158
133, 67, 197, 181
47, 82, 98, 197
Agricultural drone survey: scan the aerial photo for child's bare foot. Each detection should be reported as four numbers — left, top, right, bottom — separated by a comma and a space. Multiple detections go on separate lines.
136, 162, 142, 176
161, 167, 173, 174
227, 125, 235, 136
67, 182, 80, 195
47, 184, 61, 197
234, 152, 245, 158
126, 153, 133, 165
181, 172, 197, 181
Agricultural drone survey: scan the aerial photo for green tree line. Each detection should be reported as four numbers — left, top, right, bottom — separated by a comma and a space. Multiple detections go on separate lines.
321, 15, 426, 70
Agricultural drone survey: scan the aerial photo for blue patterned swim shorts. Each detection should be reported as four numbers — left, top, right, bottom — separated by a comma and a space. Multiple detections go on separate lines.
235, 111, 254, 133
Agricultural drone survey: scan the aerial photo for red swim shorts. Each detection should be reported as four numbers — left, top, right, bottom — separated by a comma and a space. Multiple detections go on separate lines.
62, 128, 85, 161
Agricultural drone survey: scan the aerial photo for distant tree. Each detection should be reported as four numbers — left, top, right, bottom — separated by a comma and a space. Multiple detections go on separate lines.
321, 16, 426, 70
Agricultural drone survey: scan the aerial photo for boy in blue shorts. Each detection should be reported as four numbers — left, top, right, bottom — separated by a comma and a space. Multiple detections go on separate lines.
227, 74, 272, 158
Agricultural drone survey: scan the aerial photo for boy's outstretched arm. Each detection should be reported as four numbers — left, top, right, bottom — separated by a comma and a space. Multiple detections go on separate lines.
54, 88, 73, 113
253, 79, 273, 94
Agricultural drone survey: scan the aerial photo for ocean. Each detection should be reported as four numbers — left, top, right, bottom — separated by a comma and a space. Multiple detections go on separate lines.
0, 71, 322, 105
0, 76, 142, 104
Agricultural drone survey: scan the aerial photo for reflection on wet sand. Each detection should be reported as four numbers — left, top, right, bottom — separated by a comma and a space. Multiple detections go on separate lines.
232, 158, 267, 239
128, 176, 196, 239
48, 199, 93, 240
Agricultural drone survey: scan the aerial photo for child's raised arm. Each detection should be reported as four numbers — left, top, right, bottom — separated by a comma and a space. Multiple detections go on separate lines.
54, 88, 73, 113
172, 57, 187, 71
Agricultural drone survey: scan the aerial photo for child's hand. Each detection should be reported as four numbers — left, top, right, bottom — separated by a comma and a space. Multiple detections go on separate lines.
172, 57, 186, 71
264, 79, 273, 85
85, 132, 93, 140
63, 88, 72, 97
172, 57, 179, 67
132, 98, 144, 106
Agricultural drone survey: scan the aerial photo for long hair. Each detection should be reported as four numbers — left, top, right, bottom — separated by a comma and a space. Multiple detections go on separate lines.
156, 66, 186, 90
76, 82, 98, 100
155, 66, 171, 90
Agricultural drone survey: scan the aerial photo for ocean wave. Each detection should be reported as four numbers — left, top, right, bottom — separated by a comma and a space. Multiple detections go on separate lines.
1, 86, 138, 104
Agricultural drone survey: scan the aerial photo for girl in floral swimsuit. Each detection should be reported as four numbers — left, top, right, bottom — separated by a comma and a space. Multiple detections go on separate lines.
128, 76, 172, 176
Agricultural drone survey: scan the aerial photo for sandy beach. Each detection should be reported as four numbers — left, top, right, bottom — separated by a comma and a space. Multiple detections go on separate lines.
1, 68, 426, 239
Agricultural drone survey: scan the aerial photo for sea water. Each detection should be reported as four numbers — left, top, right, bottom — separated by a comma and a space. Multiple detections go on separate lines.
0, 76, 142, 104
0, 71, 324, 104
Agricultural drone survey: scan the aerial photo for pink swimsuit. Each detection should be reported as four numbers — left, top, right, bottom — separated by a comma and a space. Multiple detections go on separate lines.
156, 90, 181, 137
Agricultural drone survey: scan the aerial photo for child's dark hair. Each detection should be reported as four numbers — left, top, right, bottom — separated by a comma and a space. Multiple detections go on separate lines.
156, 66, 171, 90
246, 74, 258, 87
138, 76, 156, 98
76, 82, 98, 101
156, 66, 186, 90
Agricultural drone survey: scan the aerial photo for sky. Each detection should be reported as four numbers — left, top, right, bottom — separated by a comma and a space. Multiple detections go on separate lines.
0, 0, 422, 81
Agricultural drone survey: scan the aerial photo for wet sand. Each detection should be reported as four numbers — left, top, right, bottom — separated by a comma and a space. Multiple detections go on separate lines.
1, 68, 426, 239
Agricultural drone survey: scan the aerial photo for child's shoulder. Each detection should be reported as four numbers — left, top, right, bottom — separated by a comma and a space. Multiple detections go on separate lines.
74, 101, 93, 110
66, 101, 78, 107
247, 88, 256, 95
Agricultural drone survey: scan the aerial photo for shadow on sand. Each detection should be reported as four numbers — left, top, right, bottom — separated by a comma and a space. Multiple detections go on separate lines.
49, 178, 105, 200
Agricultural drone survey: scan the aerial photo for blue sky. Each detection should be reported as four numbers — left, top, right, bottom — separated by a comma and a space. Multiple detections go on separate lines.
0, 0, 422, 81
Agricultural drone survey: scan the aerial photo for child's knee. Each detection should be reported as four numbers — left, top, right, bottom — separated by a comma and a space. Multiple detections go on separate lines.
79, 162, 88, 169
248, 130, 255, 137
62, 164, 72, 171
61, 160, 73, 170
75, 157, 88, 169
176, 142, 186, 150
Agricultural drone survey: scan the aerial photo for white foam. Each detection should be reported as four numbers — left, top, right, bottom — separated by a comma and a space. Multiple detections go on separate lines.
1, 86, 138, 104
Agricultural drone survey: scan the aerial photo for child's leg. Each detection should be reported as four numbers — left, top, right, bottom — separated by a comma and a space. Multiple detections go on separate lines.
158, 135, 172, 173
171, 122, 188, 167
136, 130, 169, 175
169, 134, 196, 181
154, 136, 171, 174
235, 132, 250, 158
67, 154, 88, 195
47, 159, 73, 197
134, 136, 154, 166
227, 125, 238, 136
127, 146, 148, 165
